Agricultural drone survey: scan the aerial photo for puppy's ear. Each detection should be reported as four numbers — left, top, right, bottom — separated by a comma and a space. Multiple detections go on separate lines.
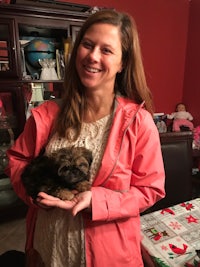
73, 147, 93, 166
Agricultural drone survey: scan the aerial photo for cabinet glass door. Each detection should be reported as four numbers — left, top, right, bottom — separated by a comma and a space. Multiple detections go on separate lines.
0, 18, 19, 78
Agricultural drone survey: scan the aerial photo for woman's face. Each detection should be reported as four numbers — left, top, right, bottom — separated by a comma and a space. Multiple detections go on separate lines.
76, 23, 123, 93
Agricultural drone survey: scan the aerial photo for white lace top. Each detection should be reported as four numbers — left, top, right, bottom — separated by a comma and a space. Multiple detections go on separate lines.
33, 114, 112, 267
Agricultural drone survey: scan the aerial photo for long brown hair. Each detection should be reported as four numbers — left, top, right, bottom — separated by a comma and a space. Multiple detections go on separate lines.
55, 9, 154, 140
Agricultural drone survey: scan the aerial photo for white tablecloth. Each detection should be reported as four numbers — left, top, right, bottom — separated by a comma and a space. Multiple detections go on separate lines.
141, 198, 200, 266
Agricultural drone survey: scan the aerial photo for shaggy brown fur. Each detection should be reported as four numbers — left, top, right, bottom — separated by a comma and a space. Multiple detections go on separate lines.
21, 147, 92, 200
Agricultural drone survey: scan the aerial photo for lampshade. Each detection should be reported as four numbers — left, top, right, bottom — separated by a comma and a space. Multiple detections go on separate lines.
30, 87, 44, 102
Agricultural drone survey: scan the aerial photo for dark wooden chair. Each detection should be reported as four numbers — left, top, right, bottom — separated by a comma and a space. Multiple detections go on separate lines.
150, 131, 193, 212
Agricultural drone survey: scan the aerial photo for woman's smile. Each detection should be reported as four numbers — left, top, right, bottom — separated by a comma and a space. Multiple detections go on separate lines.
84, 65, 102, 74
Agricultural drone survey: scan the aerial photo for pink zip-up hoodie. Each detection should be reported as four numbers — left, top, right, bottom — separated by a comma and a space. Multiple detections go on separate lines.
5, 96, 165, 267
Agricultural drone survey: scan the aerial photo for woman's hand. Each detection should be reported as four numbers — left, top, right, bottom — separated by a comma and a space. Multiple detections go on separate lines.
36, 190, 92, 216
72, 190, 92, 216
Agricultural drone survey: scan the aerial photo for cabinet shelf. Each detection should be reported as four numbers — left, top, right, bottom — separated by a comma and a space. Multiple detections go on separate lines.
21, 79, 64, 83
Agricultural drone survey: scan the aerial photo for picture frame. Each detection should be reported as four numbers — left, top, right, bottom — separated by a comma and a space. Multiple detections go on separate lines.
70, 25, 81, 44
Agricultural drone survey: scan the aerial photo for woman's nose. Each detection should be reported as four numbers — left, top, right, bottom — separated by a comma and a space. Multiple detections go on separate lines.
88, 47, 100, 61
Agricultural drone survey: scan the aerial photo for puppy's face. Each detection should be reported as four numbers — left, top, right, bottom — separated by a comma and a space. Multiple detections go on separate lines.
51, 147, 93, 185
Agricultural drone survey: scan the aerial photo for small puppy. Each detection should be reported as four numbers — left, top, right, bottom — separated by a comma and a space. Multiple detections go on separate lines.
21, 146, 93, 201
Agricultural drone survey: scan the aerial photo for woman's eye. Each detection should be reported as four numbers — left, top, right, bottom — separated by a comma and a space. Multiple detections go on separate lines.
81, 41, 92, 49
102, 48, 112, 54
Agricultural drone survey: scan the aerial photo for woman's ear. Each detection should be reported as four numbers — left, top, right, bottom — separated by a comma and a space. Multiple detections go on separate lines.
117, 65, 123, 73
118, 60, 126, 73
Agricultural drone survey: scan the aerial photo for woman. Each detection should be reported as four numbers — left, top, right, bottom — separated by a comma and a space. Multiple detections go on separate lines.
6, 9, 165, 267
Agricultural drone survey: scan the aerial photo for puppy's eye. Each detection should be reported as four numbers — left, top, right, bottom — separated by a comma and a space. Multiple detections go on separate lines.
57, 157, 70, 166
78, 162, 89, 168
77, 162, 89, 174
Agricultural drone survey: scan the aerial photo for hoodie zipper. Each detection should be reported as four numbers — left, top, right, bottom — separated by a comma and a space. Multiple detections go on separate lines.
101, 101, 145, 187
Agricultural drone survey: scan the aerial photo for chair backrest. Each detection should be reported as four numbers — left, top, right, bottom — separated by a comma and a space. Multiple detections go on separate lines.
151, 131, 193, 211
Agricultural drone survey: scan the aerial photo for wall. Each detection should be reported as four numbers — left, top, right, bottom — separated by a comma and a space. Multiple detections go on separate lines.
63, 1, 199, 124
183, 0, 200, 126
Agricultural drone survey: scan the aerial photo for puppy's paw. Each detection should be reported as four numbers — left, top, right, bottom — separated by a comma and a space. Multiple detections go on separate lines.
76, 181, 91, 192
56, 189, 75, 201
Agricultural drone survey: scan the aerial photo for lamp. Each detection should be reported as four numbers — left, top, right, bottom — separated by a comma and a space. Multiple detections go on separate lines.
30, 85, 44, 103
26, 83, 44, 119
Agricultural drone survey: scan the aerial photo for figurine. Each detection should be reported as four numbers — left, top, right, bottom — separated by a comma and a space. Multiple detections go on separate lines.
39, 58, 58, 80
167, 103, 194, 132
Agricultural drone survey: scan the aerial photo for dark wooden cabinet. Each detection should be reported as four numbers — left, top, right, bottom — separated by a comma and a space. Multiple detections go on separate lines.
0, 3, 90, 82
0, 2, 91, 221
0, 17, 19, 79
0, 3, 90, 135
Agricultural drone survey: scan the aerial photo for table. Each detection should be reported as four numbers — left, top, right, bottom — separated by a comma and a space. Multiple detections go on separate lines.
141, 198, 200, 267
192, 149, 200, 198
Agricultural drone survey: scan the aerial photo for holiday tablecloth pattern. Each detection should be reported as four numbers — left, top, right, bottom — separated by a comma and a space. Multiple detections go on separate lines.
141, 198, 200, 267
